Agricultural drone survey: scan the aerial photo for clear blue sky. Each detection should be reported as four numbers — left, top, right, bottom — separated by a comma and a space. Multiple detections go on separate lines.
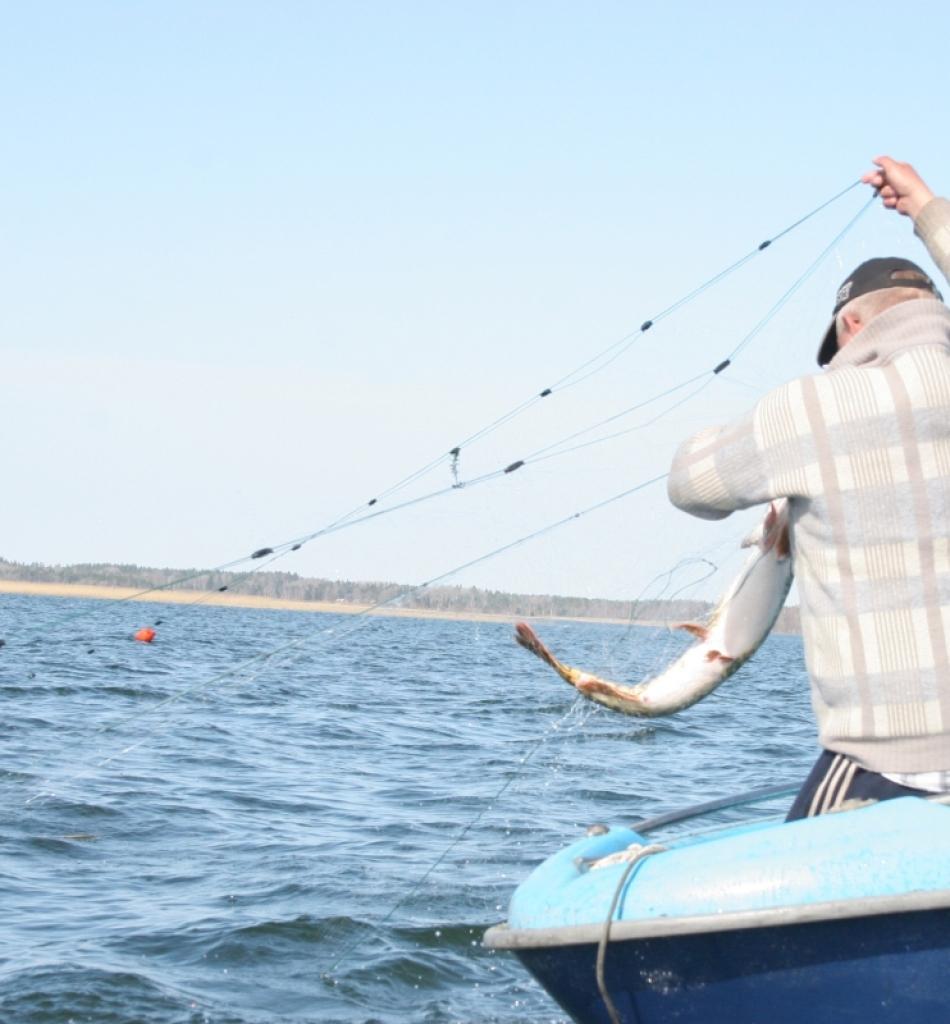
3, 1, 949, 602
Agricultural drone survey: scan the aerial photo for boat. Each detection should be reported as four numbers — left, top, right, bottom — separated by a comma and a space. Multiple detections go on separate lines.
484, 790, 950, 1023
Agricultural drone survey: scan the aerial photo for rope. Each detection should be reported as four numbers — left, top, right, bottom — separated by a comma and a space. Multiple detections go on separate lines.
12, 182, 865, 637
22, 473, 669, 805
727, 194, 876, 361
14, 183, 871, 790
596, 844, 666, 1024
15, 181, 874, 817
120, 177, 868, 583
547, 180, 861, 393
238, 183, 867, 560
497, 195, 873, 473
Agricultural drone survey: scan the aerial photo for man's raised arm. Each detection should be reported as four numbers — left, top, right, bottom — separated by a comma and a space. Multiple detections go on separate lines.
865, 156, 950, 283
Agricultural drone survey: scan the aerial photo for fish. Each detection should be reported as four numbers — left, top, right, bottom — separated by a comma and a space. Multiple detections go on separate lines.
514, 500, 793, 717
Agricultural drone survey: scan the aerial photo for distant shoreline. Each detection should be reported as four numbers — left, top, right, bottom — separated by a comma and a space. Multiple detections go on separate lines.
0, 579, 648, 628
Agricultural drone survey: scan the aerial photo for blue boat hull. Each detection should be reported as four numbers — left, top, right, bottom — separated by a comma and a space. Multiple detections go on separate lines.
486, 798, 950, 1022
511, 906, 950, 1023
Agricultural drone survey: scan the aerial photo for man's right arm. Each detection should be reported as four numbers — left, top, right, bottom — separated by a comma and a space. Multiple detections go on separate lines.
668, 400, 780, 520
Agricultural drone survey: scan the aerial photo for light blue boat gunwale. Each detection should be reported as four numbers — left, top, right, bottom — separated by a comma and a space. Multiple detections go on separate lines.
488, 797, 950, 943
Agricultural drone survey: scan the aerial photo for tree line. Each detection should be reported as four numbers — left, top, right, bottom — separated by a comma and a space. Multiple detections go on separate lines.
0, 557, 800, 632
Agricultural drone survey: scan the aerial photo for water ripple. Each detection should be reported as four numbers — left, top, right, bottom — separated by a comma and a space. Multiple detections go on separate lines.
0, 592, 814, 1023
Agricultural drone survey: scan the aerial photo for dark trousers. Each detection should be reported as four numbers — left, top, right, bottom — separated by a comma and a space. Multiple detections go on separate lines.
786, 749, 928, 822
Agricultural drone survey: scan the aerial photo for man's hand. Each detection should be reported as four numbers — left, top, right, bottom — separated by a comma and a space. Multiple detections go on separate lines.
862, 156, 934, 220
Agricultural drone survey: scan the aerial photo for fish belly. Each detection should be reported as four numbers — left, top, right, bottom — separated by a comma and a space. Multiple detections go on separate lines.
715, 550, 792, 657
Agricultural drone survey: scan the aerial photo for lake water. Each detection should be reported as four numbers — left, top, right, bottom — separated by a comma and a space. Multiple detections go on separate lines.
0, 593, 817, 1023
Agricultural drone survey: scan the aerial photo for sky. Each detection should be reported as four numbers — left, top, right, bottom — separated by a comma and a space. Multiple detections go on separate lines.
3, 1, 950, 605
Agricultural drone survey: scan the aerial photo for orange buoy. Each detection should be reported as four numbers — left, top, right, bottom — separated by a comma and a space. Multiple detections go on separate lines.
134, 627, 156, 643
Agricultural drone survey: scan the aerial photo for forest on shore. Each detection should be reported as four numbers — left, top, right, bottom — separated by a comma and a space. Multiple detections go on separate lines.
0, 557, 801, 632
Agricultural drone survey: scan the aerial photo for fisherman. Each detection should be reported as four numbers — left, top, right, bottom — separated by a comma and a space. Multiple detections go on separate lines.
667, 157, 950, 820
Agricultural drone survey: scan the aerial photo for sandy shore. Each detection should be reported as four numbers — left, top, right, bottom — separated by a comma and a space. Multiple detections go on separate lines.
0, 579, 641, 627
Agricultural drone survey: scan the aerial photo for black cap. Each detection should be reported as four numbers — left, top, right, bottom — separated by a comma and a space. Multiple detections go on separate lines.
816, 257, 942, 367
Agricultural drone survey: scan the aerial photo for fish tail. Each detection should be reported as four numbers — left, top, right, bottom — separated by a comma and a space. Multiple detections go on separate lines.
515, 622, 636, 709
515, 618, 569, 675
514, 622, 584, 686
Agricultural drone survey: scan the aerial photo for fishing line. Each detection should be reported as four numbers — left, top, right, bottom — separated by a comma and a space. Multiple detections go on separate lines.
613, 556, 721, 682
10, 369, 710, 654
522, 371, 711, 463
651, 558, 720, 608
765, 178, 864, 246
625, 556, 720, 633
727, 194, 875, 361
246, 175, 866, 552
12, 180, 873, 1005
524, 377, 716, 468
11, 218, 857, 749
326, 512, 778, 986
552, 502, 753, 683
546, 551, 720, 687
319, 179, 862, 521
77, 551, 299, 643
620, 504, 791, 682
544, 179, 862, 394
132, 549, 294, 626
14, 182, 865, 647
320, 694, 590, 979
322, 567, 721, 980
509, 196, 874, 470
233, 181, 864, 558
246, 187, 875, 559
716, 373, 762, 393
16, 373, 682, 649
4, 548, 289, 645
21, 473, 670, 807
11, 182, 865, 759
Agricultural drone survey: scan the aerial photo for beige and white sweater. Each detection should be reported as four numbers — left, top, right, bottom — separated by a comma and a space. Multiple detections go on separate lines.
668, 198, 950, 773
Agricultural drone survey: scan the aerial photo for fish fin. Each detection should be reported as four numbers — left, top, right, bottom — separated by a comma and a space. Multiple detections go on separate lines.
776, 524, 791, 560
575, 678, 664, 718
704, 649, 735, 663
763, 500, 792, 554
673, 622, 708, 641
576, 679, 612, 695
742, 500, 791, 552
739, 532, 757, 550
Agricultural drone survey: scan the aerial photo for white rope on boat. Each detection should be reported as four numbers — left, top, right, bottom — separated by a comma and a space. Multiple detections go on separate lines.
596, 843, 666, 1024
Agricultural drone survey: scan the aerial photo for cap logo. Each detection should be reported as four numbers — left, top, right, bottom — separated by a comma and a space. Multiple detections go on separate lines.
836, 280, 853, 306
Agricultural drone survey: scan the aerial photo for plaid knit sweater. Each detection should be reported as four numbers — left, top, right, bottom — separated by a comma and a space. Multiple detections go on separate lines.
668, 198, 950, 773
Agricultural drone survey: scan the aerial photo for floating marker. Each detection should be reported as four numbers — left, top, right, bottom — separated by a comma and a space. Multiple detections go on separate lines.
134, 627, 156, 643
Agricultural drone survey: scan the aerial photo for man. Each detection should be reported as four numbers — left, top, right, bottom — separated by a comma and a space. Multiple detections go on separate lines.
667, 157, 950, 820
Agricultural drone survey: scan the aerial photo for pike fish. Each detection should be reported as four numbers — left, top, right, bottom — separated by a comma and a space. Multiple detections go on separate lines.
514, 500, 793, 717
